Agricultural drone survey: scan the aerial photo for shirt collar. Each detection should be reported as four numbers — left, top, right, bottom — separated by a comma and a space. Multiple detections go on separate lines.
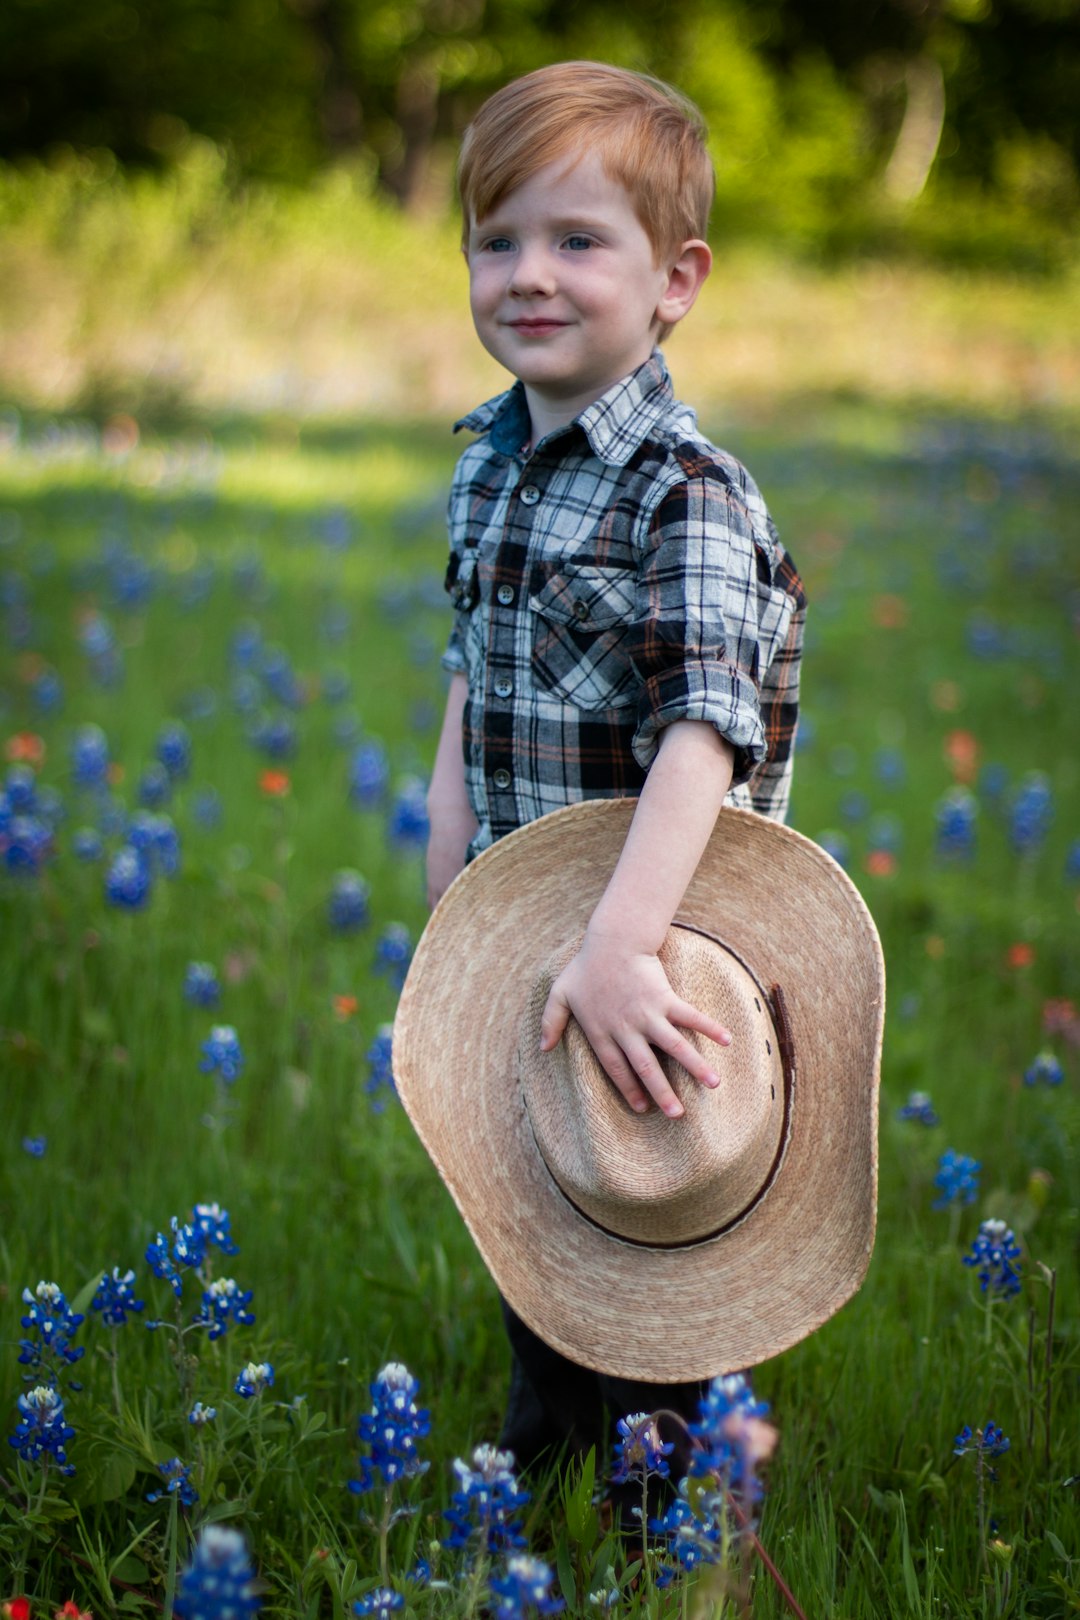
453, 351, 684, 467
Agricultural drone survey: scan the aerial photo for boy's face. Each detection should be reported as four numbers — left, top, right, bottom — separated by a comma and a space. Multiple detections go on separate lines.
466, 151, 679, 432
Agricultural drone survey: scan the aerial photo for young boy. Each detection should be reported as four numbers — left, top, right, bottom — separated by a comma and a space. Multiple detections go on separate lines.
425, 61, 805, 1471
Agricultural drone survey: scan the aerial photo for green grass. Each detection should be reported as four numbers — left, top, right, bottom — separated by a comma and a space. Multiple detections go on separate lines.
1, 393, 1079, 1616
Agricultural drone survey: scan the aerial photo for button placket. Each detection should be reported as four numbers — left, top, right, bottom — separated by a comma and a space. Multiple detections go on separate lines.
519, 484, 540, 506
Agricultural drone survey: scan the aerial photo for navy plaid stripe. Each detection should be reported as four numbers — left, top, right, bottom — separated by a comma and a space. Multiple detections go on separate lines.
443, 353, 805, 854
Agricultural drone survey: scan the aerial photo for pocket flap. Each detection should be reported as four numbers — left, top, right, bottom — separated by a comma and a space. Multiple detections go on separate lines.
529, 565, 636, 631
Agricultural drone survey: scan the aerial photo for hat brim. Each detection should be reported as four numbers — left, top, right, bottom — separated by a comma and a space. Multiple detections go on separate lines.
394, 799, 884, 1382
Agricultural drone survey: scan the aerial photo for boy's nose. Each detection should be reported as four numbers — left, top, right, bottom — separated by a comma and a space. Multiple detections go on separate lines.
508, 245, 556, 297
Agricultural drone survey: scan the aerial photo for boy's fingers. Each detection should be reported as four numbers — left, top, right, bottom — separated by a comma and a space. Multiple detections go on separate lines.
538, 987, 571, 1052
618, 1039, 685, 1117
590, 1039, 655, 1116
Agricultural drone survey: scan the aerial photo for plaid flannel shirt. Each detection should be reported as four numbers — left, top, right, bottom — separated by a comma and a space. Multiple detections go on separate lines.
442, 353, 805, 856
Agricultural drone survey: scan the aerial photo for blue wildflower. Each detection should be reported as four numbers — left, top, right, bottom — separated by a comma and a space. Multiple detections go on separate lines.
105, 845, 152, 908
374, 924, 412, 990
350, 1362, 430, 1494
157, 722, 192, 780
1024, 1050, 1064, 1086
128, 810, 181, 875
354, 1590, 403, 1620
933, 1149, 981, 1209
611, 1412, 674, 1485
33, 669, 63, 712
72, 827, 103, 861
489, 1555, 565, 1620
1009, 773, 1053, 854
193, 788, 222, 829
964, 1219, 1022, 1297
147, 1456, 199, 1507
235, 1361, 275, 1399
177, 1524, 260, 1620
189, 1401, 217, 1427
71, 729, 110, 790
138, 762, 172, 809
191, 1202, 240, 1255
91, 1267, 146, 1327
200, 1025, 244, 1082
251, 713, 297, 759
146, 1217, 207, 1298
444, 1443, 530, 1557
321, 668, 351, 704
3, 813, 52, 874
19, 1281, 85, 1378
954, 1422, 1010, 1466
231, 620, 263, 668
328, 870, 370, 933
387, 778, 429, 851
8, 1384, 76, 1475
364, 1024, 396, 1110
261, 647, 303, 708
184, 962, 221, 1008
935, 789, 978, 861
232, 673, 262, 715
5, 763, 37, 812
817, 830, 849, 868
197, 1277, 255, 1340
897, 1091, 939, 1126
649, 1486, 722, 1574
21, 1135, 47, 1157
349, 742, 389, 808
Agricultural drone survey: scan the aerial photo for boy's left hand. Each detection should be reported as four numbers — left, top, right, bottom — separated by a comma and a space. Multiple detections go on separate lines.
539, 927, 732, 1119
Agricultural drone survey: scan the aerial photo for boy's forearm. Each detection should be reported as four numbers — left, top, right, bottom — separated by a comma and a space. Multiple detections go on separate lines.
427, 674, 473, 818
586, 720, 735, 951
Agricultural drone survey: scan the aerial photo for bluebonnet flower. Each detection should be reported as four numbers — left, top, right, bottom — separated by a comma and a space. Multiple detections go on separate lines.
874, 748, 906, 786
1024, 1050, 1064, 1086
235, 1361, 274, 1399
350, 1362, 430, 1494
231, 620, 263, 668
33, 669, 63, 712
19, 1282, 85, 1378
5, 763, 37, 812
72, 826, 103, 861
444, 1444, 529, 1557
8, 1384, 76, 1474
138, 762, 172, 809
177, 1524, 260, 1620
374, 924, 412, 990
817, 830, 849, 868
22, 1135, 47, 1157
1009, 773, 1053, 854
935, 789, 978, 860
350, 742, 389, 808
316, 504, 354, 551
933, 1149, 981, 1209
610, 1413, 673, 1485
232, 673, 262, 715
954, 1422, 1010, 1467
193, 788, 223, 829
197, 1277, 255, 1340
649, 1486, 722, 1574
157, 722, 192, 780
146, 1217, 207, 1298
200, 1025, 244, 1082
147, 1457, 199, 1507
260, 647, 301, 707
364, 1025, 396, 1110
897, 1091, 939, 1126
189, 1401, 217, 1426
354, 1590, 403, 1620
387, 778, 429, 851
839, 790, 870, 824
251, 713, 297, 759
91, 1267, 146, 1327
105, 845, 152, 908
688, 1373, 775, 1508
36, 784, 64, 832
191, 1202, 240, 1255
328, 870, 370, 933
2, 813, 52, 874
128, 810, 181, 875
489, 1555, 564, 1620
964, 1220, 1022, 1297
185, 962, 221, 1008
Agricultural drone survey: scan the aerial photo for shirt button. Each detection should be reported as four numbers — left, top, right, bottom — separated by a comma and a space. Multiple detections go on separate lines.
519, 484, 540, 506
496, 584, 515, 606
573, 598, 590, 620
493, 677, 513, 699
492, 768, 512, 789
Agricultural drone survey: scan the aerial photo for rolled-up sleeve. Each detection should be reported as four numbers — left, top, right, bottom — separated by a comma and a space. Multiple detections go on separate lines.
627, 473, 769, 783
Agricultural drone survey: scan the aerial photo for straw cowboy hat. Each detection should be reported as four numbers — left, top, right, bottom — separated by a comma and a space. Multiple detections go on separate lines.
394, 799, 884, 1382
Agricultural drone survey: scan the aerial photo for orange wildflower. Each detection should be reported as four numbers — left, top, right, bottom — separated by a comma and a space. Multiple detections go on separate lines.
259, 769, 291, 797
4, 1601, 32, 1620
1007, 942, 1035, 969
5, 732, 45, 765
333, 994, 359, 1020
107, 762, 125, 786
945, 729, 978, 784
864, 849, 896, 877
872, 594, 909, 629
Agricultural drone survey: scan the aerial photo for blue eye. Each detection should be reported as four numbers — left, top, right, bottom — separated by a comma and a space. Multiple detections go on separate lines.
564, 235, 593, 251
485, 237, 514, 253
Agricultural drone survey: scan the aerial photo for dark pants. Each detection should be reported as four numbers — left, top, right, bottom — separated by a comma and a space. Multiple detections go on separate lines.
498, 1297, 707, 1517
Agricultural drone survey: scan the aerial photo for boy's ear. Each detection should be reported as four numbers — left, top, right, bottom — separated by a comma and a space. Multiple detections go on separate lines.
656, 239, 712, 330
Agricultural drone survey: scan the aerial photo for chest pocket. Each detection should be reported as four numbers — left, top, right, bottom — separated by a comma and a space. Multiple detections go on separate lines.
529, 564, 639, 711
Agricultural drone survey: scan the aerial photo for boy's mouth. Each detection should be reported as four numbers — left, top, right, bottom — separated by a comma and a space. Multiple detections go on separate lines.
506, 319, 569, 334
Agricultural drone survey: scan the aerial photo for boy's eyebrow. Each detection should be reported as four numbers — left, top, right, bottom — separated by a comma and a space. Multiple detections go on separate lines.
470, 210, 616, 236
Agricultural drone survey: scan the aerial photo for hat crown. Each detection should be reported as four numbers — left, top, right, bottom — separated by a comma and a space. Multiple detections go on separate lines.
518, 926, 789, 1247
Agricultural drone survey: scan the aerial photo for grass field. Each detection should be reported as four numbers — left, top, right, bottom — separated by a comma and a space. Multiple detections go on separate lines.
1, 304, 1080, 1615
